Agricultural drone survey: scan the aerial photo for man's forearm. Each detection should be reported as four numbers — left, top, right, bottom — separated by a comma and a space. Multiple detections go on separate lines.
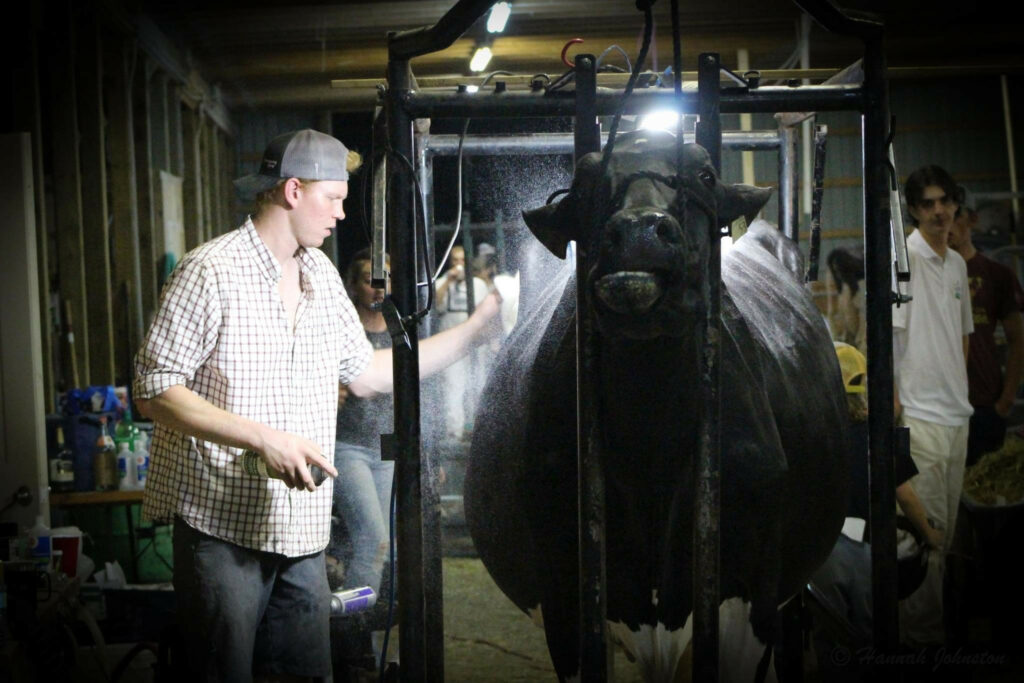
136, 385, 268, 452
348, 314, 485, 397
896, 481, 942, 548
348, 291, 499, 398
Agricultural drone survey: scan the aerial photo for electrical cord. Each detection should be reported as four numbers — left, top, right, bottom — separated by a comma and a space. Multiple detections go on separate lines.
596, 45, 633, 74
432, 70, 514, 291
598, 1, 655, 179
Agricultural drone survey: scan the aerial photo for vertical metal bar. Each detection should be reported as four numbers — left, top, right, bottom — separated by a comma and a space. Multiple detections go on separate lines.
806, 124, 828, 282
778, 123, 798, 242
694, 51, 722, 683
415, 128, 445, 683
574, 52, 607, 682
386, 54, 430, 683
862, 35, 900, 658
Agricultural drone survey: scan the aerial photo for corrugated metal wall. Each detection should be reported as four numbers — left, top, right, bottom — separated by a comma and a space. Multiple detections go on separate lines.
717, 76, 1018, 260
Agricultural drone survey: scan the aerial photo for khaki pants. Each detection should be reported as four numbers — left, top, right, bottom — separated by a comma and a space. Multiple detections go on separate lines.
898, 415, 968, 646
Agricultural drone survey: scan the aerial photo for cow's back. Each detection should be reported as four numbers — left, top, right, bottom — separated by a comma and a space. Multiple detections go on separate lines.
723, 220, 849, 593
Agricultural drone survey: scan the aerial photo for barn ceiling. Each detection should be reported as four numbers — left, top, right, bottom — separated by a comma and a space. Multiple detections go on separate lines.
139, 0, 1024, 112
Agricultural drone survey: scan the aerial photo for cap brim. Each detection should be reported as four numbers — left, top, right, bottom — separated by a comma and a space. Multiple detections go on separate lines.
233, 173, 281, 201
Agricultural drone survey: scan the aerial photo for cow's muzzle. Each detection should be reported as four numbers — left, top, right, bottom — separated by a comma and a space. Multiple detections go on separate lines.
593, 271, 663, 314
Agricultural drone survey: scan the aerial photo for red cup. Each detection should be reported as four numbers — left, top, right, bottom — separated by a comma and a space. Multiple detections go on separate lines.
52, 535, 80, 578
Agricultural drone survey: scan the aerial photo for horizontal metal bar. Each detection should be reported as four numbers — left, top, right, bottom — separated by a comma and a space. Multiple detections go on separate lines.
422, 130, 782, 157
400, 85, 863, 118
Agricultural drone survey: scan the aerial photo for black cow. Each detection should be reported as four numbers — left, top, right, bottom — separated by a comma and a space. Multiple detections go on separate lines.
464, 130, 849, 681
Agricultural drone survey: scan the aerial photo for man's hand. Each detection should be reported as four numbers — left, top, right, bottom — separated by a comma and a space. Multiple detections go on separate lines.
259, 431, 338, 491
924, 525, 945, 551
470, 289, 503, 342
447, 263, 465, 282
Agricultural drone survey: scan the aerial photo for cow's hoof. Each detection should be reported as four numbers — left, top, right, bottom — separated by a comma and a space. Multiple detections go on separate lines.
594, 271, 662, 314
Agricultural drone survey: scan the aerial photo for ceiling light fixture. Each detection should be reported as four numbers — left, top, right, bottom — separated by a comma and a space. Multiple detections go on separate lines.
487, 2, 511, 33
470, 46, 493, 72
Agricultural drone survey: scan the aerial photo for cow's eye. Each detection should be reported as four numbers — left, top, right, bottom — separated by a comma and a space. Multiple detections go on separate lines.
698, 169, 716, 187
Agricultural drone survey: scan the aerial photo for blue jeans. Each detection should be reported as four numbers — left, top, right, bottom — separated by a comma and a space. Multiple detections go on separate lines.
332, 443, 394, 594
172, 517, 331, 681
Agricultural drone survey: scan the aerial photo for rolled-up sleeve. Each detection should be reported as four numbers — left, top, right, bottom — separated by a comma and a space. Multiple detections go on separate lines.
133, 257, 221, 399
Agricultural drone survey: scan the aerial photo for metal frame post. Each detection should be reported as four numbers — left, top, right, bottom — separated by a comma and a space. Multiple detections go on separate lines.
862, 35, 900, 659
573, 53, 607, 682
694, 51, 722, 683
779, 123, 799, 242
385, 53, 431, 682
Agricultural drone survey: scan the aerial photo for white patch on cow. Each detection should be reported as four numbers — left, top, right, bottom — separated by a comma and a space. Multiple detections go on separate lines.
527, 604, 544, 629
608, 616, 692, 682
719, 598, 777, 683
604, 599, 776, 683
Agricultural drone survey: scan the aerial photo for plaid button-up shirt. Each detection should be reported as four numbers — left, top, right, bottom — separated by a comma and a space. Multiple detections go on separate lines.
134, 219, 373, 556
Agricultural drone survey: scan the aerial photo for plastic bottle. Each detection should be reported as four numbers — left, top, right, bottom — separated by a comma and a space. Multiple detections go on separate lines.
240, 450, 328, 486
114, 406, 140, 452
133, 432, 150, 489
49, 426, 76, 493
26, 514, 51, 570
93, 416, 118, 491
116, 442, 135, 491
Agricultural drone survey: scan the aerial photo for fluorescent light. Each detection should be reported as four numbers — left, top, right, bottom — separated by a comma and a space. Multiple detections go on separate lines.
465, 85, 480, 93
487, 2, 511, 33
638, 110, 679, 132
470, 46, 492, 72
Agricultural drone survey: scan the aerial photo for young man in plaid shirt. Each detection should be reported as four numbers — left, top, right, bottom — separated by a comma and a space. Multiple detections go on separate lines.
134, 129, 500, 680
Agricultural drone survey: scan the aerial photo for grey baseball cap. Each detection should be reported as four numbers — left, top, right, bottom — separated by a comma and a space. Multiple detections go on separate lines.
234, 129, 350, 199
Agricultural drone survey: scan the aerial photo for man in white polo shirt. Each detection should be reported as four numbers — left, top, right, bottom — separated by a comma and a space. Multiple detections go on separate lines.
893, 164, 974, 647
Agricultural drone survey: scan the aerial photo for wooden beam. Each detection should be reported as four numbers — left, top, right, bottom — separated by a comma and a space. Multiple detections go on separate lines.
168, 83, 184, 177
181, 105, 204, 251
46, 0, 89, 388
200, 117, 213, 241
105, 33, 145, 387
76, 10, 115, 384
134, 55, 160, 317
210, 126, 222, 236
151, 71, 170, 174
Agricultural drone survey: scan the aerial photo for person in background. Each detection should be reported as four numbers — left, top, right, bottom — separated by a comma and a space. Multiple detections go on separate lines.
812, 344, 941, 658
329, 249, 394, 599
134, 129, 500, 682
947, 186, 1024, 466
893, 164, 973, 647
434, 244, 490, 440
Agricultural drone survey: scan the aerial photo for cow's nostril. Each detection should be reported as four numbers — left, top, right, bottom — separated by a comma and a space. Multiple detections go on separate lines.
656, 222, 670, 240
610, 229, 622, 247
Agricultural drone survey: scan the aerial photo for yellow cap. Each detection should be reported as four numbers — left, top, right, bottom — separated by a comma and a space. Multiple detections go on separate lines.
834, 342, 867, 394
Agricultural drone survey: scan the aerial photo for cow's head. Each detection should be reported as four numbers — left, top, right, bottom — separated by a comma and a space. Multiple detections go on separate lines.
523, 130, 771, 339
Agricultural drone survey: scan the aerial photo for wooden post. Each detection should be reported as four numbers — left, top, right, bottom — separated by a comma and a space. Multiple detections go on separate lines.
182, 105, 204, 251
105, 33, 145, 386
134, 57, 160, 319
76, 10, 116, 384
46, 0, 89, 387
168, 84, 185, 178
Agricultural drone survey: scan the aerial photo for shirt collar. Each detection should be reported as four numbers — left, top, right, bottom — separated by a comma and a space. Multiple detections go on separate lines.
242, 216, 319, 288
908, 228, 943, 262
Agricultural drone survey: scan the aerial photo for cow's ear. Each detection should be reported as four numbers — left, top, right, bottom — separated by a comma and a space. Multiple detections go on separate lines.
523, 196, 576, 259
717, 183, 773, 228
